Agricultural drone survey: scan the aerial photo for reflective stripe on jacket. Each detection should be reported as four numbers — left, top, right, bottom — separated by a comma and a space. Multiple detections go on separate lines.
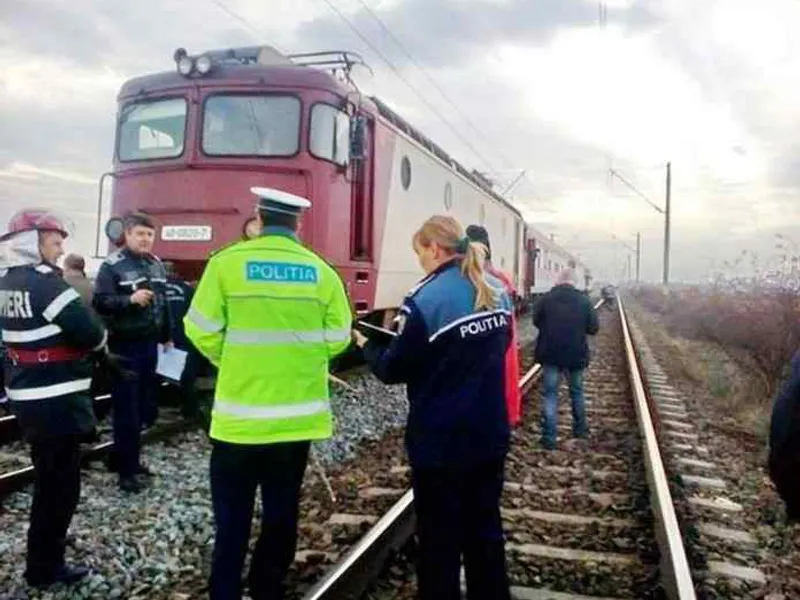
1, 263, 106, 440
362, 260, 512, 468
184, 230, 353, 444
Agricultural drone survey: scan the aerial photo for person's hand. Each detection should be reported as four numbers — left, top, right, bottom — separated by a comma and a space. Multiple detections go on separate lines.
351, 329, 368, 348
130, 289, 154, 306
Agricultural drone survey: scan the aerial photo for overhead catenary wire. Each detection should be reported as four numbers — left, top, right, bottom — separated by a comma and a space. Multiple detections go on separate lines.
352, 0, 516, 173
209, 0, 289, 54
434, 3, 544, 196
316, 0, 501, 180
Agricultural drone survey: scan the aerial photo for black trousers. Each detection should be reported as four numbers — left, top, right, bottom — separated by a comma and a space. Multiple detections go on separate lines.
769, 454, 800, 521
209, 440, 310, 600
25, 435, 82, 578
110, 339, 158, 478
411, 457, 511, 600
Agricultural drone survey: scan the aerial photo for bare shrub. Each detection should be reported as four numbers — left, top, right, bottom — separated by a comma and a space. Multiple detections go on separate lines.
630, 283, 800, 400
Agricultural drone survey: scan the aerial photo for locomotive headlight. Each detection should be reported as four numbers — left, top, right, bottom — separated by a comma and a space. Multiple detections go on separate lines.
177, 56, 194, 76
196, 54, 212, 75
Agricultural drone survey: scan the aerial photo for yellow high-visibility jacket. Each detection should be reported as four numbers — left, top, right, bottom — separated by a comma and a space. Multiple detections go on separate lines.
184, 230, 353, 444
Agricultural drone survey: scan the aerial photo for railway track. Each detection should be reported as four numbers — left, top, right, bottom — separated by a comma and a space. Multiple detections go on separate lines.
280, 297, 710, 600
0, 367, 362, 500
0, 409, 194, 499
145, 316, 543, 599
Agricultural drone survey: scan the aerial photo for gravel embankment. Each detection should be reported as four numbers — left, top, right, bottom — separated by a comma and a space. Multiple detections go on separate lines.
626, 297, 797, 599
0, 372, 409, 600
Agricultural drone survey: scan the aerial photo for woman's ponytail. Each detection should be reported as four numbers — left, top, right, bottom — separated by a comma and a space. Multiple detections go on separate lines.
461, 240, 495, 311
413, 215, 497, 312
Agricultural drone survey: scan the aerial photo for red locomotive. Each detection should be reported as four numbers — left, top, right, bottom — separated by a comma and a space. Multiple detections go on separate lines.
98, 45, 588, 321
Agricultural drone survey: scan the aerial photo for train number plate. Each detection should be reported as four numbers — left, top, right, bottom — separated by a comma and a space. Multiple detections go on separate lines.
161, 226, 212, 241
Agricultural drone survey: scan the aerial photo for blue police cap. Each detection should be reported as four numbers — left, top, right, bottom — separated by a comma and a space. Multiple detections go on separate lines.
250, 186, 311, 216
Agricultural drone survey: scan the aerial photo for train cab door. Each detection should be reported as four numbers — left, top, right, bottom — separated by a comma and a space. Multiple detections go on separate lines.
349, 112, 375, 314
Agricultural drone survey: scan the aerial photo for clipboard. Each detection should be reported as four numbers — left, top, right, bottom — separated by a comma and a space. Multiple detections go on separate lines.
354, 320, 397, 344
156, 344, 188, 382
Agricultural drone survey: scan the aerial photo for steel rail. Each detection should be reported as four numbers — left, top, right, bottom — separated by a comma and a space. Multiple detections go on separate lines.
0, 418, 193, 498
302, 297, 605, 600
617, 295, 696, 599
0, 394, 113, 445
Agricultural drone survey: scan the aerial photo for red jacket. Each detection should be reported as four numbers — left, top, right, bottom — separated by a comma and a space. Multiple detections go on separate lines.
487, 264, 522, 426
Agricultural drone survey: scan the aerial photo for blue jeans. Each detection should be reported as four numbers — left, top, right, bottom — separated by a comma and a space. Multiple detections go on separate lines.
541, 365, 588, 448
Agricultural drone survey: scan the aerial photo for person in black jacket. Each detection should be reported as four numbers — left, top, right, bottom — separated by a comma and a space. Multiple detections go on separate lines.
163, 261, 203, 420
533, 268, 599, 449
93, 212, 173, 493
769, 349, 800, 521
0, 209, 109, 587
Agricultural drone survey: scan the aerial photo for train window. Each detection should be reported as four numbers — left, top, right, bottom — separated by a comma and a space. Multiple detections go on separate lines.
310, 104, 350, 166
118, 98, 187, 161
444, 182, 453, 210
202, 95, 300, 157
401, 156, 412, 190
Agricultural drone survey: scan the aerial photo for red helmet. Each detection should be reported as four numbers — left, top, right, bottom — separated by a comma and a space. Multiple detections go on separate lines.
5, 209, 71, 239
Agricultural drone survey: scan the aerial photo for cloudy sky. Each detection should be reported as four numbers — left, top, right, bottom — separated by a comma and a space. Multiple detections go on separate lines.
2, 0, 799, 282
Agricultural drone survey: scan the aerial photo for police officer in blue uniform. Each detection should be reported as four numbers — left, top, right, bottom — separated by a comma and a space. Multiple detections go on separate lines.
353, 215, 513, 600
163, 261, 201, 419
769, 348, 800, 521
163, 262, 193, 349
0, 209, 108, 587
93, 212, 173, 492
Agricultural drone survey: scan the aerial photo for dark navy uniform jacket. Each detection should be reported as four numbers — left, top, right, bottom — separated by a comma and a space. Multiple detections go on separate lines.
363, 260, 512, 468
165, 275, 194, 349
93, 248, 173, 343
1, 262, 106, 440
770, 349, 800, 468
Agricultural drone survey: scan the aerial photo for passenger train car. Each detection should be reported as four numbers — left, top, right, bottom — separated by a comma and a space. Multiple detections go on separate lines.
98, 46, 588, 322
528, 224, 591, 294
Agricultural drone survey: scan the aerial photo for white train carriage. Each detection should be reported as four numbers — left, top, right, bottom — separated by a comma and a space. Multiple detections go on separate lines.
370, 98, 526, 311
526, 225, 590, 296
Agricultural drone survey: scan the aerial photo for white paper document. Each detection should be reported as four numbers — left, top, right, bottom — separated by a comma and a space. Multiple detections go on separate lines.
156, 344, 188, 382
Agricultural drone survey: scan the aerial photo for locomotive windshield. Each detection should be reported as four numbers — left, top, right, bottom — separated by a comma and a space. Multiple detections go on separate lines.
202, 95, 300, 157
118, 97, 187, 161
309, 103, 350, 166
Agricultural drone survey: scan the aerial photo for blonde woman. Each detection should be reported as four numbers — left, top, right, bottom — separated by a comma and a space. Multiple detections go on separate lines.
353, 215, 513, 600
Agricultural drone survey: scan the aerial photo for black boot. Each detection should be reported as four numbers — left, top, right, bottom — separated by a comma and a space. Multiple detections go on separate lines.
26, 564, 90, 587
119, 476, 146, 493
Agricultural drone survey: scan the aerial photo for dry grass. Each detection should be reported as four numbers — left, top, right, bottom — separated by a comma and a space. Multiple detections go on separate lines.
627, 301, 771, 442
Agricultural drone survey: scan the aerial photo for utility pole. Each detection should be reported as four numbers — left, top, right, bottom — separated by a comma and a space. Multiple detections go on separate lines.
627, 254, 632, 281
663, 162, 671, 285
635, 232, 641, 282
608, 164, 672, 285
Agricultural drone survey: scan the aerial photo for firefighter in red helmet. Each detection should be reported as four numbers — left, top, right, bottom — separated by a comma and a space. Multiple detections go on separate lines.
0, 209, 110, 587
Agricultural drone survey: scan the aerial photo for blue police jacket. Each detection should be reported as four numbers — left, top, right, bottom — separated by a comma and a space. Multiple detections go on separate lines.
770, 349, 800, 466
93, 248, 173, 343
363, 260, 512, 468
165, 275, 194, 349
1, 262, 107, 440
